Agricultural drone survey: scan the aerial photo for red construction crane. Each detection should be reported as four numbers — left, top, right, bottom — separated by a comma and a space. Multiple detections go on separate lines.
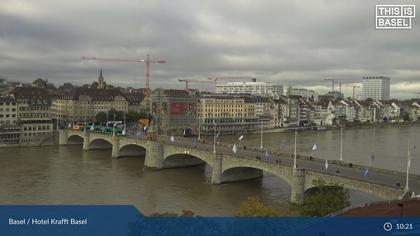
208, 76, 256, 91
82, 54, 166, 97
178, 79, 213, 90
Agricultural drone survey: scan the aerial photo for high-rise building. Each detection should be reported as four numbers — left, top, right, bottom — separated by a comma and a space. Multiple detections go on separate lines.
362, 76, 390, 100
216, 81, 283, 97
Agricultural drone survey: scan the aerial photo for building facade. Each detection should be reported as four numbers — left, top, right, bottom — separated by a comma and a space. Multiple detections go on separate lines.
197, 94, 258, 134
51, 88, 128, 125
216, 81, 283, 97
362, 76, 390, 100
11, 87, 54, 144
151, 89, 198, 135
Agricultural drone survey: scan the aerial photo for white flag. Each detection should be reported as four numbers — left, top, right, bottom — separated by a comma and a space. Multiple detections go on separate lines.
170, 135, 175, 142
408, 157, 412, 169
68, 123, 71, 128
122, 128, 126, 136
232, 144, 238, 154
325, 159, 329, 171
183, 129, 186, 135
90, 124, 95, 131
143, 125, 147, 131
238, 135, 244, 141
312, 143, 318, 151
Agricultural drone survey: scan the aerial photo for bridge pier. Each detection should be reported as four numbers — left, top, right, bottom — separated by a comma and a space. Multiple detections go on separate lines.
82, 132, 90, 151
211, 154, 223, 184
58, 130, 68, 145
111, 136, 120, 158
144, 141, 164, 169
290, 168, 305, 205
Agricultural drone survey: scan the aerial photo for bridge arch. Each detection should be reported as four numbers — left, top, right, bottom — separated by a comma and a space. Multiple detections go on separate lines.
68, 134, 84, 144
118, 144, 147, 157
89, 137, 113, 150
163, 144, 215, 169
304, 171, 404, 201
221, 156, 294, 186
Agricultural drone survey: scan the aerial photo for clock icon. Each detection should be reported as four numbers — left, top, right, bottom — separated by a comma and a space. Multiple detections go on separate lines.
383, 222, 393, 232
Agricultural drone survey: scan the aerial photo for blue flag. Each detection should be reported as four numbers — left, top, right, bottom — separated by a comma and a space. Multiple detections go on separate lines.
265, 149, 269, 158
363, 168, 369, 177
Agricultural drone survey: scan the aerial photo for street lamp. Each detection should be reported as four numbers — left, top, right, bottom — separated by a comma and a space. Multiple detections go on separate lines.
260, 120, 263, 149
293, 128, 297, 169
339, 127, 343, 162
213, 119, 216, 154
404, 141, 414, 192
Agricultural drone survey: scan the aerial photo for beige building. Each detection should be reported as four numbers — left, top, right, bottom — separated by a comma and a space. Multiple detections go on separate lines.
197, 94, 258, 134
10, 87, 54, 144
52, 88, 128, 124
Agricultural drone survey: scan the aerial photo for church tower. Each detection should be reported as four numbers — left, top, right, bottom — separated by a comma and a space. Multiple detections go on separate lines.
98, 68, 105, 89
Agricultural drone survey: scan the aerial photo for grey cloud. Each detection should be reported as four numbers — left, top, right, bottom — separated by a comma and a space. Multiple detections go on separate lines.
0, 0, 419, 99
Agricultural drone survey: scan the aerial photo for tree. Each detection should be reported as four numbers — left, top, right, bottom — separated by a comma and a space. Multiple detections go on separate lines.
91, 81, 99, 89
126, 111, 148, 123
295, 179, 350, 216
286, 86, 293, 96
33, 78, 48, 88
235, 196, 291, 217
95, 112, 108, 122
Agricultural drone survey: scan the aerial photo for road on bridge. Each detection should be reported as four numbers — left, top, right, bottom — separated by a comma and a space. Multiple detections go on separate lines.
156, 135, 420, 195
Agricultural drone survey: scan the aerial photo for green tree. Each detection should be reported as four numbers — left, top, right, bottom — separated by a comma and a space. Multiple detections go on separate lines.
95, 112, 108, 122
296, 179, 350, 216
235, 196, 292, 217
286, 86, 293, 96
33, 78, 48, 88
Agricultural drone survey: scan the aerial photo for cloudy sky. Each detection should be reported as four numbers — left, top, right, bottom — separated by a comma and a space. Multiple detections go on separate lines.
0, 0, 419, 98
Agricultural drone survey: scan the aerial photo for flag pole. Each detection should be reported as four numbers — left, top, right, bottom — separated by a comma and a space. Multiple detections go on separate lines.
293, 128, 297, 169
260, 119, 263, 149
405, 141, 411, 192
339, 127, 343, 162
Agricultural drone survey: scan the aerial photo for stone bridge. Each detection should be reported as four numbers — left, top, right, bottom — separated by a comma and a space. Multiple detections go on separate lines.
59, 130, 406, 204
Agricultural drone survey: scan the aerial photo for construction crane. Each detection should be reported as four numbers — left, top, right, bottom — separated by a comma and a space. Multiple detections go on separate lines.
178, 79, 213, 90
324, 78, 361, 93
352, 85, 361, 99
207, 76, 256, 90
82, 54, 166, 97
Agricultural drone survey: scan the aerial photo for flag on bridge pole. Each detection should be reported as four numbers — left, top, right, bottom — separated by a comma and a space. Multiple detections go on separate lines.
232, 144, 238, 154
122, 128, 126, 136
170, 135, 175, 142
265, 149, 270, 159
90, 124, 95, 131
370, 152, 375, 162
363, 167, 369, 177
325, 159, 329, 172
238, 135, 244, 141
68, 123, 71, 129
312, 143, 318, 151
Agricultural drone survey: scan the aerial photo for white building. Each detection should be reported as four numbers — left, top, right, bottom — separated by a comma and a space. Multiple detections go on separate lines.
362, 76, 390, 100
290, 88, 318, 101
216, 81, 283, 97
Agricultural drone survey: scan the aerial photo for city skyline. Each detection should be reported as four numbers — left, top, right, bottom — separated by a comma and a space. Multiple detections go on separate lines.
0, 0, 419, 99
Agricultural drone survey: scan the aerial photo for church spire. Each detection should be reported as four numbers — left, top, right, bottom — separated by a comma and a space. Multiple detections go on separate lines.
98, 68, 105, 89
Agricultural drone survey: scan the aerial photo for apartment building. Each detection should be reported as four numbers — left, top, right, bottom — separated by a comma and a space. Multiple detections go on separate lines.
10, 87, 53, 143
197, 94, 259, 133
52, 88, 128, 125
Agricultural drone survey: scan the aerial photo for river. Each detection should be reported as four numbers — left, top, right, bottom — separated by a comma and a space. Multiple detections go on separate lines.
0, 125, 418, 216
